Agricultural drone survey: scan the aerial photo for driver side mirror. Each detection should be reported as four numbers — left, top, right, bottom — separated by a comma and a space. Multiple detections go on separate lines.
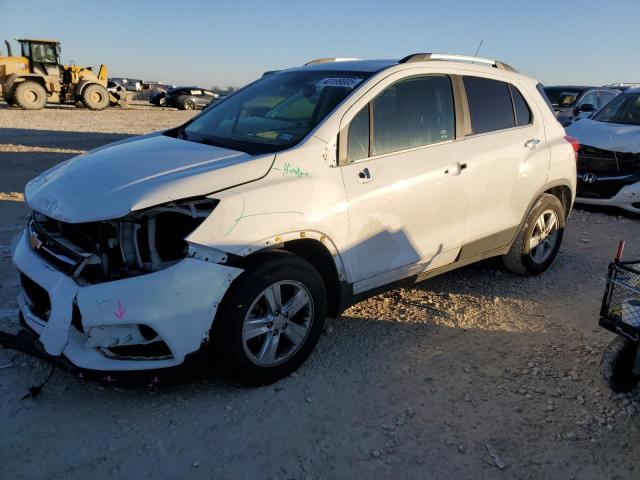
576, 103, 596, 114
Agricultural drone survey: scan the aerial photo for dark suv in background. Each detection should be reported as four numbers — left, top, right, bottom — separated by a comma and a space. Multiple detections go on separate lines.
543, 86, 619, 126
164, 87, 218, 110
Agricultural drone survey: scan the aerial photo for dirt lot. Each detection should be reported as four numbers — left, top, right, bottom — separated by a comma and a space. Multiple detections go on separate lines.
0, 102, 639, 480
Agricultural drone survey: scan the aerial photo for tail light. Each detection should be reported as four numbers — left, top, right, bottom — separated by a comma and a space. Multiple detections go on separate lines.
564, 135, 580, 162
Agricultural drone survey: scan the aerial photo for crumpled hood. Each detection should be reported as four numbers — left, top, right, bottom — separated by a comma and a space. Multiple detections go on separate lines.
25, 133, 275, 222
566, 119, 640, 153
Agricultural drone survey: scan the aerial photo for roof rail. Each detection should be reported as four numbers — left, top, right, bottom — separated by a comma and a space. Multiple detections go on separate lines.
304, 57, 361, 66
399, 53, 517, 72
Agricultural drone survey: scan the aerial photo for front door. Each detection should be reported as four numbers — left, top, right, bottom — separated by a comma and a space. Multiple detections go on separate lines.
339, 74, 468, 293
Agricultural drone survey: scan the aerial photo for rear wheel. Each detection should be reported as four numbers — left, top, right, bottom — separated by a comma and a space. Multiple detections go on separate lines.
182, 99, 195, 110
82, 84, 109, 110
601, 337, 640, 393
159, 97, 166, 106
14, 81, 47, 110
503, 193, 565, 275
213, 252, 327, 385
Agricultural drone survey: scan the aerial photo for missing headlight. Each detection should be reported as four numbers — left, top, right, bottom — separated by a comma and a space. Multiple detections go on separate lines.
31, 198, 218, 283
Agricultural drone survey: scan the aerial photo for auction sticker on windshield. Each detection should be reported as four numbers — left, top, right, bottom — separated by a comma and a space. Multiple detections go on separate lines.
317, 78, 363, 88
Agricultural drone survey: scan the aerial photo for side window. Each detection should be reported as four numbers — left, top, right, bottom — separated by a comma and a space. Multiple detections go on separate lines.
371, 75, 454, 156
579, 91, 597, 107
347, 104, 370, 161
509, 85, 532, 126
597, 91, 615, 108
464, 76, 515, 134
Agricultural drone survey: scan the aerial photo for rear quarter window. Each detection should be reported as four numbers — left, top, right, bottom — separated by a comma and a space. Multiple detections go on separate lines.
463, 76, 515, 134
509, 85, 532, 126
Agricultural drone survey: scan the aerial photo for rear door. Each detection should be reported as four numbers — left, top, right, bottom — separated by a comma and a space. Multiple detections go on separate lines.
339, 74, 467, 292
451, 76, 549, 258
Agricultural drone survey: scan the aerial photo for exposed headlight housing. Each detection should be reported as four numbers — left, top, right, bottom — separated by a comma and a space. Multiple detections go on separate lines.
31, 198, 218, 283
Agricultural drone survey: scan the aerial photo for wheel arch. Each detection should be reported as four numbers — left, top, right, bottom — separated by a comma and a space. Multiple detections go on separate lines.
75, 79, 104, 97
233, 236, 350, 319
507, 180, 574, 249
543, 182, 573, 218
5, 73, 47, 94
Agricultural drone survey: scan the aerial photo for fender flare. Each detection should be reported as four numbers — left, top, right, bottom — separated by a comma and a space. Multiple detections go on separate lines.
75, 79, 104, 97
4, 73, 47, 94
509, 179, 575, 247
230, 229, 349, 282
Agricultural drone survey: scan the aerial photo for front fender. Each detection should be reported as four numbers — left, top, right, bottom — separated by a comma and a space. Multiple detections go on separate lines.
4, 73, 45, 94
75, 79, 104, 97
186, 162, 350, 280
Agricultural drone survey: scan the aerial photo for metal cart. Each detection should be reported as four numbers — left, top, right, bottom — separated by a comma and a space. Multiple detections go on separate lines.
599, 241, 640, 392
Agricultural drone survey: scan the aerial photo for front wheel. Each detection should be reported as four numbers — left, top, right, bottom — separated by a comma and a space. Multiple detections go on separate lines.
213, 252, 327, 385
182, 99, 195, 110
503, 193, 565, 275
82, 84, 110, 110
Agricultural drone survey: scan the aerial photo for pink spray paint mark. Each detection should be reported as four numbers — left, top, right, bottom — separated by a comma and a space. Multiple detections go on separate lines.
113, 301, 126, 320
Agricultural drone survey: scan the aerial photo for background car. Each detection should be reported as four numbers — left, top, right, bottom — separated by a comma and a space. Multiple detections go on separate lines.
164, 87, 218, 110
602, 83, 640, 92
543, 85, 619, 126
566, 87, 640, 213
110, 77, 142, 92
149, 90, 166, 106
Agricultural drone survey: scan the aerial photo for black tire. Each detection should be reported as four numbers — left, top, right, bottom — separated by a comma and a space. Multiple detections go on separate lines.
212, 251, 327, 385
182, 99, 195, 110
159, 97, 166, 106
601, 336, 640, 393
5, 93, 17, 106
81, 84, 109, 110
14, 81, 47, 110
503, 193, 565, 275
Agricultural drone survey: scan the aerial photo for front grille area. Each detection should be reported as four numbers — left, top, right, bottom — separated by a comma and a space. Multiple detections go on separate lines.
577, 177, 637, 199
578, 145, 640, 176
577, 144, 640, 199
20, 273, 51, 321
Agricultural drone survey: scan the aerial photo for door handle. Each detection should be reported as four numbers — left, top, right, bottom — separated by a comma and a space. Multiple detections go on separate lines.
524, 138, 540, 149
358, 167, 372, 183
444, 162, 467, 176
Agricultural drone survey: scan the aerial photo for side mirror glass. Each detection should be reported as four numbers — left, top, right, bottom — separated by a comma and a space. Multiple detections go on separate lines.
578, 103, 596, 113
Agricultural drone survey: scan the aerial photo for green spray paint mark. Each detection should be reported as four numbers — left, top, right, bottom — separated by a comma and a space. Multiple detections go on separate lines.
273, 162, 310, 178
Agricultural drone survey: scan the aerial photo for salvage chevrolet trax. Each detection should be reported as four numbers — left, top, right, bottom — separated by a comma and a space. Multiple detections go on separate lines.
11, 54, 577, 384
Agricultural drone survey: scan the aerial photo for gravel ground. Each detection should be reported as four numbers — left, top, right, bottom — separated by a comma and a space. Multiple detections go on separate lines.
0, 102, 639, 480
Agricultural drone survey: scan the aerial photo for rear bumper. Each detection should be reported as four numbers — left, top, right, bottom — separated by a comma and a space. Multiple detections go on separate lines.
576, 181, 640, 213
10, 230, 242, 371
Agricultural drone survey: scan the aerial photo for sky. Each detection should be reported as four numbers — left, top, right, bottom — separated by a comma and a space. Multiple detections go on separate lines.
2, 0, 639, 89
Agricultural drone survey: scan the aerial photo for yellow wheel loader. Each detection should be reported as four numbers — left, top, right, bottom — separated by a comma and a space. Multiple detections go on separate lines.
0, 38, 129, 110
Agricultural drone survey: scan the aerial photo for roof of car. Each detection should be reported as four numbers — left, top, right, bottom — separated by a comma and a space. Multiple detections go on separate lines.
544, 85, 597, 91
293, 59, 397, 73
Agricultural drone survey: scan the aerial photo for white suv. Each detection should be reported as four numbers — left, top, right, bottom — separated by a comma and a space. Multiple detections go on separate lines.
11, 54, 577, 384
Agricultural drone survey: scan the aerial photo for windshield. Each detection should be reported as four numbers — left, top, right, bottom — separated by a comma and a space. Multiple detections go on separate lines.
593, 93, 640, 125
181, 70, 371, 154
543, 87, 584, 107
30, 43, 58, 63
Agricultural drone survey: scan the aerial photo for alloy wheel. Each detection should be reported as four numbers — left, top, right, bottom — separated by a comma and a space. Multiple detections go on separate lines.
242, 280, 314, 367
529, 209, 559, 264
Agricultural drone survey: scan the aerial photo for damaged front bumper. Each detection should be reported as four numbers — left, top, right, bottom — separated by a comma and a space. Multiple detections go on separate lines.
9, 230, 242, 371
576, 181, 640, 214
